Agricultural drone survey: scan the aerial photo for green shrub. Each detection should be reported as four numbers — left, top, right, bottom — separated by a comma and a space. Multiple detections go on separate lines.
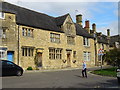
27, 66, 33, 70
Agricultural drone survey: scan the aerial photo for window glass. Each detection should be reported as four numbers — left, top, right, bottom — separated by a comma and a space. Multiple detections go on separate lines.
22, 47, 34, 57
6, 61, 14, 66
0, 50, 6, 59
49, 48, 62, 60
28, 29, 31, 37
0, 12, 4, 19
67, 36, 75, 45
50, 33, 60, 43
83, 37, 90, 46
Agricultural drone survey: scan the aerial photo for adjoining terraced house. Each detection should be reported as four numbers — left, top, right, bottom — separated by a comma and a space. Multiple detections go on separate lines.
0, 1, 111, 70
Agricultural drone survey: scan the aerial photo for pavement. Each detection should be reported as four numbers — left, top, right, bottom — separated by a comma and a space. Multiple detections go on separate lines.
25, 65, 113, 73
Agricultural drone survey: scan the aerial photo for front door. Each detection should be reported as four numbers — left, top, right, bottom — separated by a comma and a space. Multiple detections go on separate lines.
7, 51, 14, 62
37, 52, 42, 67
67, 53, 71, 67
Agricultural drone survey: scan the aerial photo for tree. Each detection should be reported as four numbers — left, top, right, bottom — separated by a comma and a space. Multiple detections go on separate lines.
104, 48, 120, 67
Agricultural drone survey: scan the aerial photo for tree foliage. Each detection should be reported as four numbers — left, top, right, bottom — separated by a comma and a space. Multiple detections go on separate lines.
104, 48, 120, 67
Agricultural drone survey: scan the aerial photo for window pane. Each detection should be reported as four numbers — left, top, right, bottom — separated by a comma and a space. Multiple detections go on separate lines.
0, 12, 4, 19
28, 29, 31, 37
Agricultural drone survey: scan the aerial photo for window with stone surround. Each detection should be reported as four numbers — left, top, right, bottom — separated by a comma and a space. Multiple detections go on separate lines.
50, 33, 60, 43
0, 28, 6, 38
22, 27, 33, 37
67, 36, 75, 45
0, 50, 6, 59
73, 51, 76, 58
83, 37, 90, 47
83, 51, 91, 61
49, 48, 62, 60
22, 47, 34, 57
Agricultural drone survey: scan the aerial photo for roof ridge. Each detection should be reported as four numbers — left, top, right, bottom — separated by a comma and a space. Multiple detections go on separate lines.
2, 1, 55, 18
55, 13, 69, 18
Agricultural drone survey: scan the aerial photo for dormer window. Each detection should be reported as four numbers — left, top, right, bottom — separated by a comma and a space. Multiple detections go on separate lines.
67, 36, 75, 45
67, 22, 72, 34
0, 12, 5, 19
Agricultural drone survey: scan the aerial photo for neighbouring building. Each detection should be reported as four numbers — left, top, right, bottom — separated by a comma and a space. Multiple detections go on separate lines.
109, 34, 120, 49
0, 1, 111, 70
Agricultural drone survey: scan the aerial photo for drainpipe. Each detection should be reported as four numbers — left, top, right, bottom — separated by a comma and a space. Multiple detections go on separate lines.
18, 25, 20, 65
93, 34, 97, 66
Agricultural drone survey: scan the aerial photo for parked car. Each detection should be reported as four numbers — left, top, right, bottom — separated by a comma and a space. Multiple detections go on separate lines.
117, 67, 120, 83
0, 60, 23, 76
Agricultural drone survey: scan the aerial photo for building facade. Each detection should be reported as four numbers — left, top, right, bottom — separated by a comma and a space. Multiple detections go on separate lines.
0, 2, 110, 70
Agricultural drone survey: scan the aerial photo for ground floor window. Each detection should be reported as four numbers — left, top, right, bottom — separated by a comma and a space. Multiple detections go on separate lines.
83, 51, 91, 61
0, 50, 6, 59
73, 51, 76, 58
49, 48, 62, 60
22, 47, 34, 57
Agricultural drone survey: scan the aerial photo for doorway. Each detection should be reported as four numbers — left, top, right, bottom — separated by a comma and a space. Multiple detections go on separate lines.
37, 52, 42, 67
7, 51, 14, 62
67, 53, 71, 67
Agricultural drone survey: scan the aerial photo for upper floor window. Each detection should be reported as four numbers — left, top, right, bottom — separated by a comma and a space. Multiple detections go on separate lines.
83, 37, 90, 47
83, 52, 91, 61
0, 28, 6, 39
50, 33, 60, 43
49, 48, 62, 60
22, 27, 33, 37
0, 12, 5, 19
67, 36, 75, 45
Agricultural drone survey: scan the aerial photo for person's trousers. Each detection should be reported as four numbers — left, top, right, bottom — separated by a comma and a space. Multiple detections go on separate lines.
82, 68, 87, 78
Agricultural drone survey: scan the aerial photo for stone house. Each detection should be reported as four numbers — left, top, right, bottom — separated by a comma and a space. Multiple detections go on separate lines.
0, 2, 110, 69
109, 35, 120, 49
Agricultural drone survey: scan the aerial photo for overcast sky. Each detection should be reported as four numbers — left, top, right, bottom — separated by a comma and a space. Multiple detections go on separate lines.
4, 0, 119, 36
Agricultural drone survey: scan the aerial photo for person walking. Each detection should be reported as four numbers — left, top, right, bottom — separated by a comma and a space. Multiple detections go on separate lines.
82, 61, 87, 78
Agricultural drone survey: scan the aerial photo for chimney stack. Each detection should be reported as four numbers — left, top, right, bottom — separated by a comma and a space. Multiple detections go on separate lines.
92, 23, 96, 33
107, 29, 110, 37
76, 14, 82, 27
84, 20, 90, 33
107, 29, 110, 45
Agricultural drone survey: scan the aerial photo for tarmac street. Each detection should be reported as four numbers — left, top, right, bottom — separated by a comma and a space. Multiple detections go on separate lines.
2, 69, 120, 88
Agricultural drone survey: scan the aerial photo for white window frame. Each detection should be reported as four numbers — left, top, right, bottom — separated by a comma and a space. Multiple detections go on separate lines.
50, 33, 60, 43
83, 37, 90, 47
0, 50, 6, 59
83, 52, 91, 61
0, 12, 5, 19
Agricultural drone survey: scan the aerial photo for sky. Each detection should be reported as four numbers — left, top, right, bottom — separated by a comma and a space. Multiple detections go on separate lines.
4, 0, 119, 36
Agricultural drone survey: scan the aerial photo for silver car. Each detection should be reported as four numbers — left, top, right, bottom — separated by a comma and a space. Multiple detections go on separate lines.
117, 68, 120, 83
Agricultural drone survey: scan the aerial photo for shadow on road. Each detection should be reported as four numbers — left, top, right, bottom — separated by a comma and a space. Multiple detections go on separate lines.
75, 75, 83, 78
101, 79, 120, 88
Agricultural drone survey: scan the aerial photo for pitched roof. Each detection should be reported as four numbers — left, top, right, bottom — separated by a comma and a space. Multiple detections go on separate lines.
55, 14, 69, 26
110, 35, 120, 46
1, 2, 94, 38
96, 34, 108, 44
75, 23, 94, 38
1, 2, 63, 33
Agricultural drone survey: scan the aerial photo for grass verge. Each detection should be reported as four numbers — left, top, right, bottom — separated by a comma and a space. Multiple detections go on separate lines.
91, 67, 117, 77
